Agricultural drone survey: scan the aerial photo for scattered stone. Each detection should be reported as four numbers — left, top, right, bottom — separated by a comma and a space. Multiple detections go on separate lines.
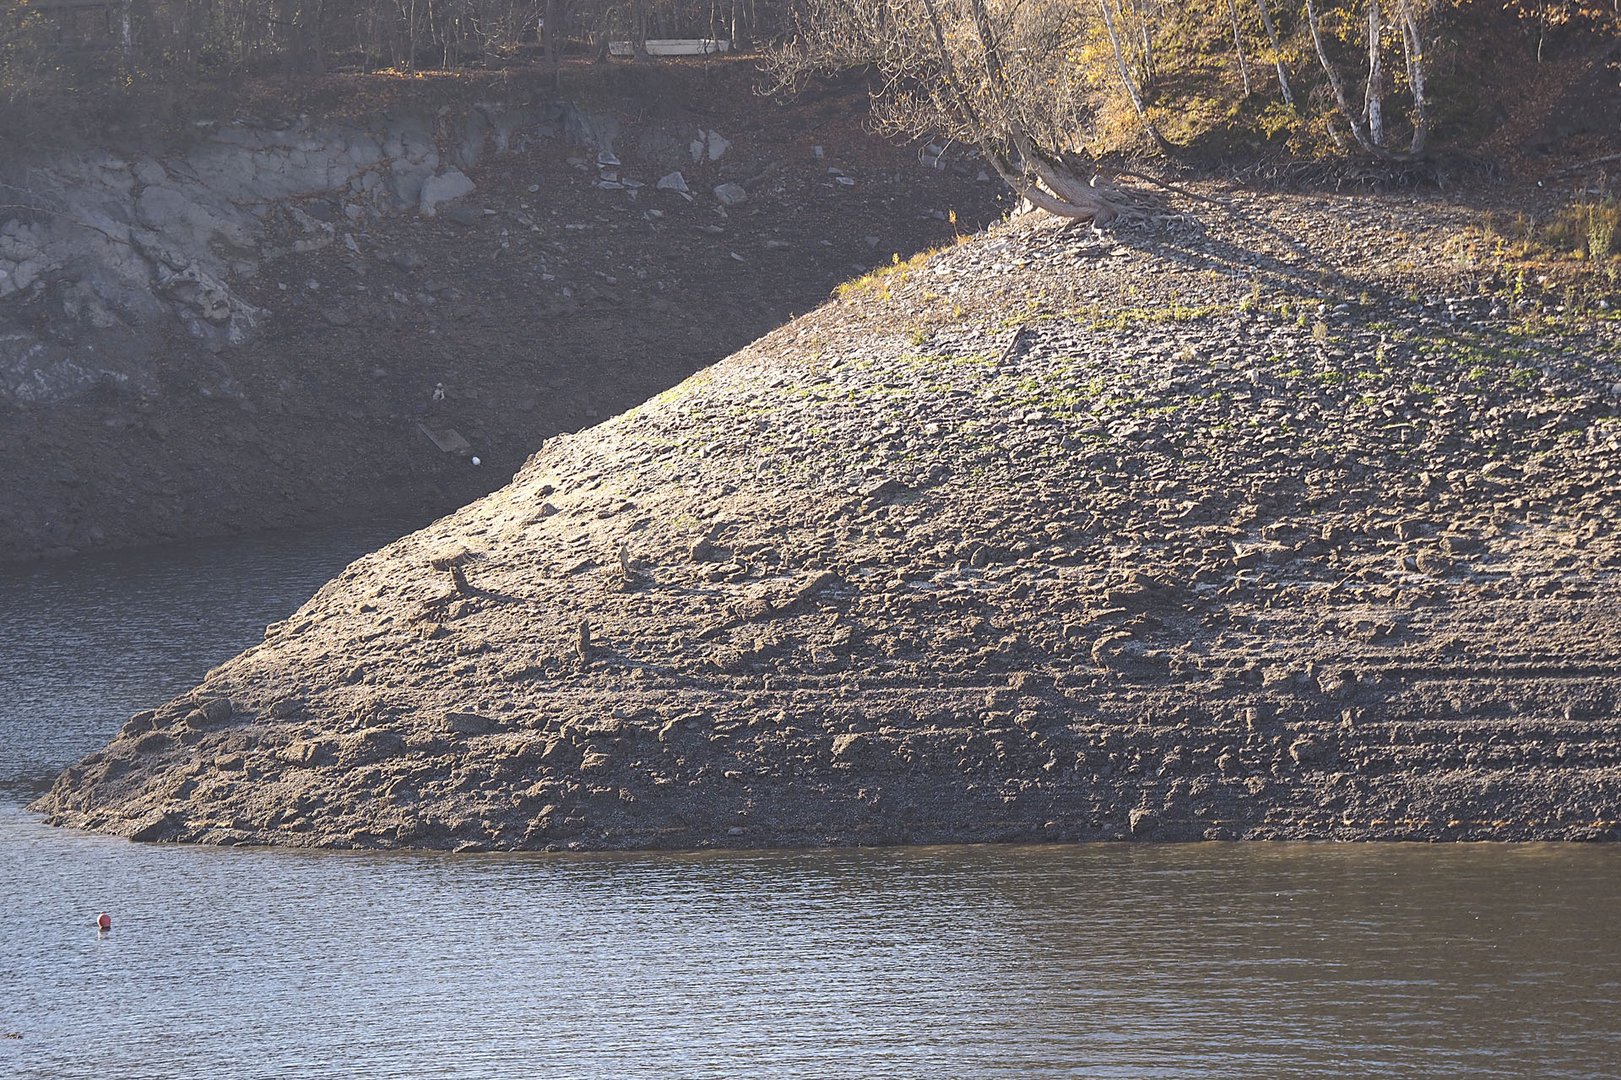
27, 168, 1621, 855
282, 739, 331, 767
269, 694, 304, 720
984, 688, 1018, 709
689, 521, 725, 563
444, 711, 496, 736
1289, 736, 1331, 766
1090, 632, 1137, 671
122, 710, 157, 736
419, 169, 476, 216
831, 733, 868, 760
690, 129, 731, 162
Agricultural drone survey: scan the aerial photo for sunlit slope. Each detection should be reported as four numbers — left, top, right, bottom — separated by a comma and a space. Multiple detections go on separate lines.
35, 192, 1621, 849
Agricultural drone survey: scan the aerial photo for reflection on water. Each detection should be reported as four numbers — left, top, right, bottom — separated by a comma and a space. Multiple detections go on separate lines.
0, 526, 399, 795
2, 530, 1619, 1079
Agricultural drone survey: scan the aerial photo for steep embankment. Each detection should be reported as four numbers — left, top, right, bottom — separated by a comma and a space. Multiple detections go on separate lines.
35, 188, 1621, 849
0, 61, 998, 561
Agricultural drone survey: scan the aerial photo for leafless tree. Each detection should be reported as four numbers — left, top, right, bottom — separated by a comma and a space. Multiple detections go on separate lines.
1095, 0, 1173, 152
1397, 0, 1430, 153
766, 0, 1155, 223
1304, 0, 1433, 157
1255, 0, 1297, 108
1227, 0, 1254, 96
1365, 0, 1384, 145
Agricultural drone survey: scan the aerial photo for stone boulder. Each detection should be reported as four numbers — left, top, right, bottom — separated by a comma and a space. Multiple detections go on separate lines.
420, 169, 477, 217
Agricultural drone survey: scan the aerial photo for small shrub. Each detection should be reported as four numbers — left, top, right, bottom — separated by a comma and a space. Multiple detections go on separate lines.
833, 247, 941, 301
1587, 201, 1617, 262
1488, 197, 1619, 263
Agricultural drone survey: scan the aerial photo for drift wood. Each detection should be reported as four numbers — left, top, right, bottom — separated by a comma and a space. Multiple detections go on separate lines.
430, 546, 484, 596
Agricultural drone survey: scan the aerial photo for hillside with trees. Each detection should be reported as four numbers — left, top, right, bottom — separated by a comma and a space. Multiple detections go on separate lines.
3, 0, 1615, 166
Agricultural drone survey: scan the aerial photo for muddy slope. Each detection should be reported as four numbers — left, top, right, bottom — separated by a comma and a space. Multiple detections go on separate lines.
35, 188, 1621, 849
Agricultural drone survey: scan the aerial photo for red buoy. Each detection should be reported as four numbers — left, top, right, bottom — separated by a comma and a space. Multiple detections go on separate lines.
96, 913, 112, 931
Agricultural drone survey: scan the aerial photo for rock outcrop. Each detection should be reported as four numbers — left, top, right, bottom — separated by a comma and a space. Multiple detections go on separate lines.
0, 103, 547, 406
33, 190, 1621, 850
0, 64, 1000, 562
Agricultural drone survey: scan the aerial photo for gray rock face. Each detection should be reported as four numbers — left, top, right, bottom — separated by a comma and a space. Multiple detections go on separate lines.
441, 204, 485, 227
690, 128, 730, 163
0, 100, 586, 409
419, 169, 477, 216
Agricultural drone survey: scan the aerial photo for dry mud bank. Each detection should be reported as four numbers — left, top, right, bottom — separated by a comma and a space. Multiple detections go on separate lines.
35, 188, 1621, 848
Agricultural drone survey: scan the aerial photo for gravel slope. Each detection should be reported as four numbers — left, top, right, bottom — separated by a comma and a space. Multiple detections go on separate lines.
35, 188, 1621, 849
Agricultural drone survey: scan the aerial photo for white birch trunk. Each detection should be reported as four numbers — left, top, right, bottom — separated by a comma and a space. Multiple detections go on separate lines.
1227, 0, 1252, 97
1097, 0, 1172, 152
1366, 0, 1385, 148
1399, 0, 1430, 155
1254, 0, 1295, 109
1305, 0, 1376, 151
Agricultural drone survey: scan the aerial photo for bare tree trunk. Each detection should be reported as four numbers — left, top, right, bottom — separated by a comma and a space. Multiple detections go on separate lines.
1226, 0, 1252, 97
364, 0, 379, 70
1305, 0, 1376, 152
920, 0, 1126, 223
308, 0, 326, 74
1013, 130, 1126, 222
1398, 0, 1429, 155
544, 0, 561, 80
403, 0, 420, 69
1128, 0, 1154, 84
438, 0, 454, 69
985, 137, 1123, 224
274, 0, 300, 68
1253, 0, 1294, 107
1096, 0, 1174, 153
1365, 0, 1385, 148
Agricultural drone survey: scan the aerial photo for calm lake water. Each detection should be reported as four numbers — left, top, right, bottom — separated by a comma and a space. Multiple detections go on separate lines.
2, 531, 1620, 1079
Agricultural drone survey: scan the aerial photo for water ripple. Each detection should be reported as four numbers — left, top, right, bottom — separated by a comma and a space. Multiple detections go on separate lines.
2, 530, 1619, 1078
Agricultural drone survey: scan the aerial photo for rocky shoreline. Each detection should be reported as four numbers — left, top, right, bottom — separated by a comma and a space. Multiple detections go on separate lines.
34, 187, 1621, 848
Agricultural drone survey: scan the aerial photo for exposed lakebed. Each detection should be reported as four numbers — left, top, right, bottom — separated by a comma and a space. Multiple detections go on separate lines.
37, 204, 1621, 851
3, 532, 1620, 1077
